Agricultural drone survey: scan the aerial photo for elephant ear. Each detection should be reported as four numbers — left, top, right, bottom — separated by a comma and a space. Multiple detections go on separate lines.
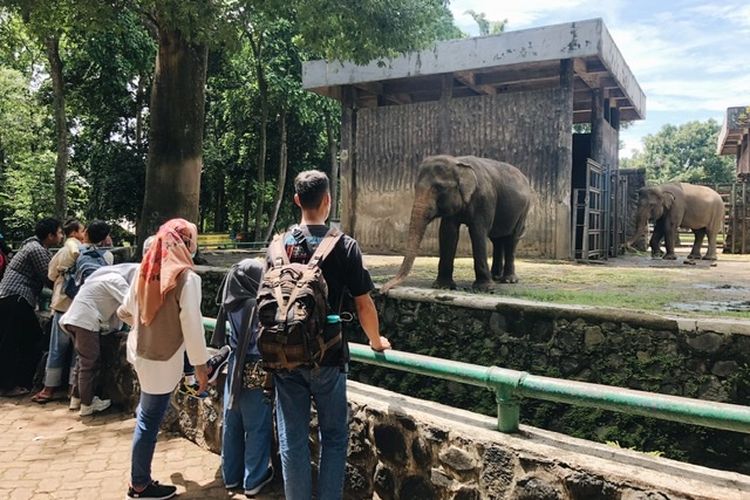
662, 191, 676, 210
454, 160, 478, 206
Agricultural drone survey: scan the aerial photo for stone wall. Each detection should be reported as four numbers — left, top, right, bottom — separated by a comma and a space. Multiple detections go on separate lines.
346, 288, 750, 474
176, 267, 750, 473
95, 330, 750, 500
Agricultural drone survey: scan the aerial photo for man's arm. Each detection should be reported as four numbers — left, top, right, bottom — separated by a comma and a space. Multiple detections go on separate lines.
353, 293, 391, 352
30, 246, 52, 286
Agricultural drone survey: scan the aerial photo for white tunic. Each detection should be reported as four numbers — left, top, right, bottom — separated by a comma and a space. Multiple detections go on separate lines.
118, 270, 209, 395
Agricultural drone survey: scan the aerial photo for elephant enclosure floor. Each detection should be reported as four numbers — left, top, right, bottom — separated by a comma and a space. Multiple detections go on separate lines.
363, 250, 750, 319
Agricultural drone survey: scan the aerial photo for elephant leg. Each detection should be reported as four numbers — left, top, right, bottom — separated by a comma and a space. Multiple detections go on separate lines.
688, 229, 706, 259
663, 221, 677, 260
491, 238, 504, 281
500, 236, 520, 284
434, 217, 459, 290
703, 228, 719, 261
649, 222, 665, 258
468, 224, 492, 290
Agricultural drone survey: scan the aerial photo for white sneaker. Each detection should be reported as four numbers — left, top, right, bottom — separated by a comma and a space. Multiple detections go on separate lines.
79, 396, 111, 416
69, 396, 81, 411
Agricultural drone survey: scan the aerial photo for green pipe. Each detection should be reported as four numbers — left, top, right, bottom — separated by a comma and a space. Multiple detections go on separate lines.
42, 306, 750, 435
518, 375, 750, 434
349, 343, 750, 435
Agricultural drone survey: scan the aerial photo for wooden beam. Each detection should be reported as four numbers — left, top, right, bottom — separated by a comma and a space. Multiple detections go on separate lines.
475, 62, 560, 86
454, 71, 496, 95
382, 77, 443, 94
573, 58, 601, 89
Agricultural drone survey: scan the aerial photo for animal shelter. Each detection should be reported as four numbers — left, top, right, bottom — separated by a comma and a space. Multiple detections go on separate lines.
302, 19, 646, 259
717, 106, 750, 253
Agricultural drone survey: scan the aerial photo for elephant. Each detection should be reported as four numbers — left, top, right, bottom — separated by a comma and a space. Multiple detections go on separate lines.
382, 155, 532, 291
627, 182, 724, 261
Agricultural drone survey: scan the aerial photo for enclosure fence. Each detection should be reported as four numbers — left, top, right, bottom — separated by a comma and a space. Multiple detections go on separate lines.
199, 317, 750, 435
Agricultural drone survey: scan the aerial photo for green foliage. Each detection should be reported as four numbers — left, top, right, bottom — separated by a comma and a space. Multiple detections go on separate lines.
621, 120, 736, 185
296, 0, 462, 64
464, 10, 507, 36
0, 66, 56, 238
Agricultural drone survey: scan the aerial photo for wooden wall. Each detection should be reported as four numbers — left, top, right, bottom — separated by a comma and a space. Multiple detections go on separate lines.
349, 86, 574, 258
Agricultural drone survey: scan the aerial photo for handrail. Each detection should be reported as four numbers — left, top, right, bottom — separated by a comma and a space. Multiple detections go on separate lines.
37, 295, 749, 436
201, 317, 750, 434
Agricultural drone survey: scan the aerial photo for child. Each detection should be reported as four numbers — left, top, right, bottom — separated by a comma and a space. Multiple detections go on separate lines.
212, 259, 274, 496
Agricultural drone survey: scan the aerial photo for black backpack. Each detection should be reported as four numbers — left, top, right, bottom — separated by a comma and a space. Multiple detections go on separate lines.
257, 228, 343, 370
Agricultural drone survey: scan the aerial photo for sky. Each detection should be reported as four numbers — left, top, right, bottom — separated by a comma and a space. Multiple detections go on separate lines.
449, 0, 750, 158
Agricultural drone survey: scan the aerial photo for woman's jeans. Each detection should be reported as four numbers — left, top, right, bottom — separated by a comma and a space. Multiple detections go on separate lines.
221, 354, 273, 490
45, 311, 77, 387
131, 391, 172, 488
274, 366, 348, 500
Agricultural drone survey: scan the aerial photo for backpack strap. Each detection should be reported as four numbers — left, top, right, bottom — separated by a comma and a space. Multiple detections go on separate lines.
307, 228, 343, 269
269, 233, 290, 268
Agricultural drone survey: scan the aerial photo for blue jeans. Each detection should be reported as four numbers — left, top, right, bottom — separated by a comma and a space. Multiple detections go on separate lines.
275, 367, 348, 500
45, 311, 77, 387
221, 354, 273, 490
131, 391, 172, 488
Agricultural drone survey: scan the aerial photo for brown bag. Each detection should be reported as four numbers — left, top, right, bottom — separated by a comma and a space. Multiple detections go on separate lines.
257, 228, 343, 370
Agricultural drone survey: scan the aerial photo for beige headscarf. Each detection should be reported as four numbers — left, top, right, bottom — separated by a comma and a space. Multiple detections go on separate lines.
136, 218, 198, 325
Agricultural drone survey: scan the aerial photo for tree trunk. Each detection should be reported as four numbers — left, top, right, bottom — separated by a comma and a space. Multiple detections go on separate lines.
265, 109, 287, 242
134, 73, 146, 153
242, 176, 250, 234
253, 52, 268, 242
138, 23, 208, 249
326, 113, 339, 220
214, 172, 226, 232
45, 35, 68, 220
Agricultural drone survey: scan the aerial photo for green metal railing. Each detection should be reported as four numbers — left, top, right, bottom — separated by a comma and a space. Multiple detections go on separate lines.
39, 292, 749, 436
200, 317, 750, 435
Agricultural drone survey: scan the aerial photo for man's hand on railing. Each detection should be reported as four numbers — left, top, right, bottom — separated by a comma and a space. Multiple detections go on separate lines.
370, 336, 391, 352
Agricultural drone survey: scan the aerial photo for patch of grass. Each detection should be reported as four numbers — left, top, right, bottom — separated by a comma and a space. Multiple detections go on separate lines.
496, 287, 681, 313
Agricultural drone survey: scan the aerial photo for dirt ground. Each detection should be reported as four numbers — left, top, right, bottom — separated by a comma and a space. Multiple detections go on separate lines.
203, 247, 750, 319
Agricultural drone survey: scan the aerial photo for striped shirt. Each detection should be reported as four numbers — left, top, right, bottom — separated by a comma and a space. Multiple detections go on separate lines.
0, 237, 51, 307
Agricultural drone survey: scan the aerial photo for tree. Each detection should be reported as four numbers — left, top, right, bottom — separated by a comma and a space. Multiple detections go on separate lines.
622, 120, 736, 185
0, 67, 56, 238
136, 0, 462, 245
465, 10, 507, 36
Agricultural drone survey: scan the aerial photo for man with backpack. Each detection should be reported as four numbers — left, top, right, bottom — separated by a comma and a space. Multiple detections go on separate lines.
0, 218, 63, 396
260, 170, 391, 500
32, 220, 113, 405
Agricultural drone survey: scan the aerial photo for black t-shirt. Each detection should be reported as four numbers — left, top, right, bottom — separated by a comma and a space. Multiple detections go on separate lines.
266, 224, 374, 366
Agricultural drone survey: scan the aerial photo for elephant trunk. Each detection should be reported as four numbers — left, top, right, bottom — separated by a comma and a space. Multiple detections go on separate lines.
382, 191, 435, 293
627, 210, 650, 248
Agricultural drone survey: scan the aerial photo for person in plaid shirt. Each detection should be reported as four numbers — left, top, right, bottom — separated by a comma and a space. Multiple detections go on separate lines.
0, 218, 63, 396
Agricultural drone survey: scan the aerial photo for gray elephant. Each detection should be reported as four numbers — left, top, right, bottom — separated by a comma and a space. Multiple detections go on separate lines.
627, 182, 724, 260
383, 155, 532, 291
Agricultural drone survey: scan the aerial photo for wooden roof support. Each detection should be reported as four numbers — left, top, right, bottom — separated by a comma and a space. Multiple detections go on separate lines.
573, 58, 601, 89
454, 71, 496, 95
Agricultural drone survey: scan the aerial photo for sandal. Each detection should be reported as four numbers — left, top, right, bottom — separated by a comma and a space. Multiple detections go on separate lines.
31, 390, 54, 403
4, 387, 30, 397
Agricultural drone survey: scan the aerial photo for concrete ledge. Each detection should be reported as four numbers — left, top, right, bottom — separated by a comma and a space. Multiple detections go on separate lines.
348, 380, 750, 499
380, 286, 750, 335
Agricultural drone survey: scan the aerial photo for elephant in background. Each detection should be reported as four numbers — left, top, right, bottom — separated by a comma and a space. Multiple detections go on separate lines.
382, 155, 532, 291
627, 182, 724, 261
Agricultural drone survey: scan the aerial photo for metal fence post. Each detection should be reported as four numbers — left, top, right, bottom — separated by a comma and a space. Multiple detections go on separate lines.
495, 385, 520, 433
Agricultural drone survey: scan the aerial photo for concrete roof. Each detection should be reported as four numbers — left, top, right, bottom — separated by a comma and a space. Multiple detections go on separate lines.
303, 18, 646, 121
718, 106, 749, 155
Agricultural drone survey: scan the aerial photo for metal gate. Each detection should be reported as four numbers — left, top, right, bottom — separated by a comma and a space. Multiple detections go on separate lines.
572, 159, 606, 259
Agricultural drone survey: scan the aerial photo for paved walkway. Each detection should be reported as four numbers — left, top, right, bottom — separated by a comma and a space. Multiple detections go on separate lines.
0, 397, 284, 500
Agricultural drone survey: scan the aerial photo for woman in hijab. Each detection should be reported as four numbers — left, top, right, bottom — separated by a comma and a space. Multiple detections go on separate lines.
118, 219, 210, 500
211, 258, 274, 496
